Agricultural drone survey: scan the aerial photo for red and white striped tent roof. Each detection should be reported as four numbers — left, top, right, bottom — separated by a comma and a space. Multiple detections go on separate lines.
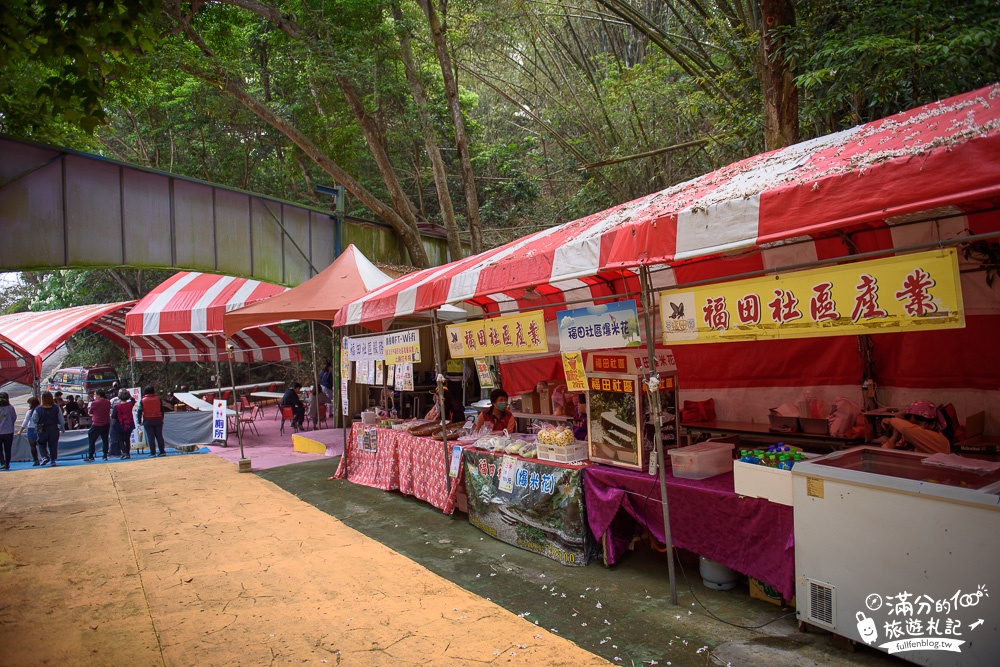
125, 272, 300, 362
336, 84, 1000, 327
0, 302, 135, 385
0, 297, 300, 387
0, 335, 33, 385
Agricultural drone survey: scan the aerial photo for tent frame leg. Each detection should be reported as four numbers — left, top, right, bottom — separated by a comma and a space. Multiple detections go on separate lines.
640, 264, 678, 605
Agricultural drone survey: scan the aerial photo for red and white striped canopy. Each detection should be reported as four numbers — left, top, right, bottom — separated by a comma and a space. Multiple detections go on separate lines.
0, 299, 300, 386
125, 271, 300, 362
0, 302, 135, 384
126, 271, 290, 335
127, 327, 300, 363
336, 84, 1000, 326
0, 335, 33, 385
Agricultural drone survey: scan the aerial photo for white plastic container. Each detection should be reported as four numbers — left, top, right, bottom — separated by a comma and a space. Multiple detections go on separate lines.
699, 556, 739, 590
733, 460, 793, 505
669, 440, 735, 480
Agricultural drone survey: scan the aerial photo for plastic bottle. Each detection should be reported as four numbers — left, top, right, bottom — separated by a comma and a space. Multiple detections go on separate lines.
778, 454, 792, 471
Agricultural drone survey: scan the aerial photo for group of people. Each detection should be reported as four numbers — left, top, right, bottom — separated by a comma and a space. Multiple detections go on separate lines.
0, 386, 173, 469
280, 381, 331, 432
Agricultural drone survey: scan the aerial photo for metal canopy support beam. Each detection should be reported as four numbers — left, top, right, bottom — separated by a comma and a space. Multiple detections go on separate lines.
640, 264, 678, 605
0, 137, 337, 284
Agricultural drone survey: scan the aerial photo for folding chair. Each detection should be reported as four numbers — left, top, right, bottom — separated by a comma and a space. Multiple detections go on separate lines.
240, 405, 261, 436
279, 406, 298, 436
240, 395, 252, 411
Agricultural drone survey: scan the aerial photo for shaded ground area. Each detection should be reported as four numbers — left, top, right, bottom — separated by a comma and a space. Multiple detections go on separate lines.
261, 458, 903, 667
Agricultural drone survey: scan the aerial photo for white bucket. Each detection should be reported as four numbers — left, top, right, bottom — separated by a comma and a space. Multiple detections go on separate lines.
699, 556, 739, 590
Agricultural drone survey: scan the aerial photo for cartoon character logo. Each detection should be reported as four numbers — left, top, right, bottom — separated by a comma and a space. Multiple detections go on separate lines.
856, 611, 878, 644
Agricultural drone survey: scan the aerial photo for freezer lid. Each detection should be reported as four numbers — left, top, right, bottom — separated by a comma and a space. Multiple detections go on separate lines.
792, 447, 1000, 508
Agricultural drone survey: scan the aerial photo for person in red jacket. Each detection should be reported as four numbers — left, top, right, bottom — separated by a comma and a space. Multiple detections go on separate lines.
85, 389, 113, 461
137, 386, 172, 457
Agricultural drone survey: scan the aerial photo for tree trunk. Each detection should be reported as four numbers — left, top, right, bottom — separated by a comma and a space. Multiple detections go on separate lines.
416, 0, 483, 254
336, 75, 427, 229
172, 0, 431, 268
392, 1, 464, 261
760, 0, 799, 150
182, 62, 430, 268
106, 269, 140, 299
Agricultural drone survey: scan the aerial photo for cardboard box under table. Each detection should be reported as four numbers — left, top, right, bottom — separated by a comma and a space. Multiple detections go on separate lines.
583, 464, 795, 601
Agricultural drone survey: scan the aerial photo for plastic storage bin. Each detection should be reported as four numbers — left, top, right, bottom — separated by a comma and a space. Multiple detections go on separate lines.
537, 441, 589, 463
669, 440, 735, 480
798, 417, 829, 435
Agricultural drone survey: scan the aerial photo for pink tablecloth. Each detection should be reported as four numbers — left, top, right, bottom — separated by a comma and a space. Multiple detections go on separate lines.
335, 424, 459, 513
584, 464, 795, 600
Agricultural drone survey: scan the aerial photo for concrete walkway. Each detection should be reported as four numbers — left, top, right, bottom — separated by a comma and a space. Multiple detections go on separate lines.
0, 456, 607, 666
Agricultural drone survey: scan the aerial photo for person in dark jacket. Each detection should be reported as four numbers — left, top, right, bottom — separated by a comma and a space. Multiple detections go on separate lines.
0, 392, 16, 470
281, 383, 306, 430
33, 392, 65, 466
424, 387, 465, 424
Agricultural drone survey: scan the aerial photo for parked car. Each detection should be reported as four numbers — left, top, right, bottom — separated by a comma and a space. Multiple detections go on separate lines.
44, 365, 121, 397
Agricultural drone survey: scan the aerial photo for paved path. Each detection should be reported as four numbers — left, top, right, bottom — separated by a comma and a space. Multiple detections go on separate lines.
0, 455, 608, 666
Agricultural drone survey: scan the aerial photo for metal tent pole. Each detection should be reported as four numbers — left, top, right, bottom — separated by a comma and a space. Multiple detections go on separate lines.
430, 311, 450, 491
128, 337, 135, 389
226, 345, 245, 464
640, 264, 678, 605
310, 322, 319, 430
340, 328, 349, 468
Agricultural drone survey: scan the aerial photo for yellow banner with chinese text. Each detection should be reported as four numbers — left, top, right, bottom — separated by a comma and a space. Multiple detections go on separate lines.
446, 310, 548, 358
659, 249, 964, 344
561, 352, 587, 391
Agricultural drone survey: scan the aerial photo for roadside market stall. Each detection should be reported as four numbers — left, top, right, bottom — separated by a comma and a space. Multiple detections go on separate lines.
333, 86, 1000, 636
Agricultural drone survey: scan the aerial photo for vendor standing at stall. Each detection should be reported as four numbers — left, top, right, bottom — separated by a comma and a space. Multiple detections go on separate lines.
882, 400, 950, 454
474, 388, 517, 433
424, 387, 466, 424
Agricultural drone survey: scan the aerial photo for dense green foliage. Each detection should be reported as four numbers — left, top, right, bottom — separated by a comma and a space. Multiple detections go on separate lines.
4, 1, 997, 247
1, 1, 998, 333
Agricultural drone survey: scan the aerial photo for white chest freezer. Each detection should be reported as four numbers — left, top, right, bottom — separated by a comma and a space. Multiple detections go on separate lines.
792, 447, 1000, 667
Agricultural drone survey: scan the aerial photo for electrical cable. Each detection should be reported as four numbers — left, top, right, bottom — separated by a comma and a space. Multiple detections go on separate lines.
671, 546, 797, 630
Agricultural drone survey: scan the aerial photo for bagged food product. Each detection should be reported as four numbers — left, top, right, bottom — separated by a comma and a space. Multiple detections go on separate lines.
538, 425, 575, 446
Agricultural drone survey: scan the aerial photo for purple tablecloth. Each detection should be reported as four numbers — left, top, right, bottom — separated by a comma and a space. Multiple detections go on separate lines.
584, 464, 795, 600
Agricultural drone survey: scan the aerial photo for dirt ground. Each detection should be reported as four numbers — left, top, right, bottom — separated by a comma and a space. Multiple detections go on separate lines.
0, 456, 609, 666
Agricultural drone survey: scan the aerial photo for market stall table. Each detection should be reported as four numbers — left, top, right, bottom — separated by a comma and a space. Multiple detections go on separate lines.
462, 447, 595, 566
335, 423, 459, 513
584, 464, 795, 600
683, 420, 865, 452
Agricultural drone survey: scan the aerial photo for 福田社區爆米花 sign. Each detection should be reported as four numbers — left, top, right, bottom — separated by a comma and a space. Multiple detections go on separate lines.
557, 300, 642, 351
